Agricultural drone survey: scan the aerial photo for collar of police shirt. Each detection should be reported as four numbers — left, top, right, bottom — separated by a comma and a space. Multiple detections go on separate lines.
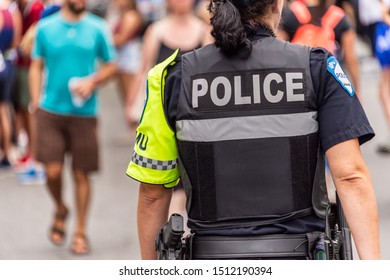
249, 24, 276, 41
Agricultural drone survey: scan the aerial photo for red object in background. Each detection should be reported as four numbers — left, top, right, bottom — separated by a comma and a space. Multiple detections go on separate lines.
18, 0, 44, 67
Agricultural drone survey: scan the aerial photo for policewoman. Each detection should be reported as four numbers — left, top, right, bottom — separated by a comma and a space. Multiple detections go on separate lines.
127, 0, 380, 259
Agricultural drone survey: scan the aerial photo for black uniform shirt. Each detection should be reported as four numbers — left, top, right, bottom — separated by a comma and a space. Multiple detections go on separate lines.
163, 27, 374, 235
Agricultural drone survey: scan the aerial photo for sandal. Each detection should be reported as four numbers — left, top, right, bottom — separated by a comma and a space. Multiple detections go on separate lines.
49, 208, 69, 246
71, 233, 90, 255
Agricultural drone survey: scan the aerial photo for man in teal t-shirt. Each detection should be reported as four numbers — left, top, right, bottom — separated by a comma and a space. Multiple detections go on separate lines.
29, 0, 117, 255
32, 2, 116, 116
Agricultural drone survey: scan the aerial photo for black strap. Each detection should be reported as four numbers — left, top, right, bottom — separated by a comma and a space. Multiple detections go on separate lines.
188, 208, 314, 230
192, 234, 310, 259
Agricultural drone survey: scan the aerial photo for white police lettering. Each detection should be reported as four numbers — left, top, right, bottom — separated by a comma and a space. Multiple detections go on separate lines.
192, 78, 208, 108
253, 74, 261, 104
234, 76, 251, 105
286, 72, 305, 102
264, 73, 284, 103
192, 71, 305, 108
210, 76, 232, 106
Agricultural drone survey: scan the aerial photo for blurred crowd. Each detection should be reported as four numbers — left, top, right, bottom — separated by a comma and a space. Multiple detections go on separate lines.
1, 0, 390, 254
2, 0, 390, 179
0, 0, 213, 255
0, 0, 212, 184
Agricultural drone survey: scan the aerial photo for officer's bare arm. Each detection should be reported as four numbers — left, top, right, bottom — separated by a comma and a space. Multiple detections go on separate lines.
326, 138, 381, 260
137, 183, 172, 260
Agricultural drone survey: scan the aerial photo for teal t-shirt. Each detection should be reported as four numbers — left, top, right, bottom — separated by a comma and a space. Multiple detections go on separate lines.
32, 12, 116, 116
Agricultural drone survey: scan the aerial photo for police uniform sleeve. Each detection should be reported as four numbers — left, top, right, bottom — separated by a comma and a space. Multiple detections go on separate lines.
126, 50, 180, 188
312, 49, 375, 151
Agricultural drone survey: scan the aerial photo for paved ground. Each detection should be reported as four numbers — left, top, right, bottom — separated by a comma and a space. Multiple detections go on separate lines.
0, 41, 389, 260
0, 80, 140, 260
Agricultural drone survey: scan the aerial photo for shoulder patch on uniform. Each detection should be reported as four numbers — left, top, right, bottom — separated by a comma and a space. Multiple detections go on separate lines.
327, 56, 355, 97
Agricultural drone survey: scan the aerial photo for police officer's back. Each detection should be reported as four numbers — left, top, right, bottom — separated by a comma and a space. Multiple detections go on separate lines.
126, 0, 380, 260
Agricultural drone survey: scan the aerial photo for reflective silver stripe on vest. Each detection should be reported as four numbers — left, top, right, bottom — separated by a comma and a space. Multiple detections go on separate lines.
176, 112, 318, 142
132, 152, 178, 170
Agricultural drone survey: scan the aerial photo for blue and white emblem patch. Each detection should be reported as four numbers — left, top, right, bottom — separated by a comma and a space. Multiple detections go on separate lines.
327, 56, 354, 97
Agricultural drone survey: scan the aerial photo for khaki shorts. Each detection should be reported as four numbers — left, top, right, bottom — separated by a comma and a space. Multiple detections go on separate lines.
36, 109, 99, 172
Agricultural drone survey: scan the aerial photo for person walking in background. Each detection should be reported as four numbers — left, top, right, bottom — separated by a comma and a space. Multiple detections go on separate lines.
111, 0, 142, 115
278, 0, 361, 100
374, 0, 390, 153
29, 0, 116, 254
13, 0, 62, 185
0, 0, 22, 169
126, 0, 211, 220
335, 0, 357, 27
126, 0, 210, 127
359, 0, 385, 55
12, 0, 43, 179
18, 0, 63, 69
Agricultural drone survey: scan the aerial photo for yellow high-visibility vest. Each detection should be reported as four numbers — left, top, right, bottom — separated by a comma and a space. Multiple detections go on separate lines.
126, 50, 180, 188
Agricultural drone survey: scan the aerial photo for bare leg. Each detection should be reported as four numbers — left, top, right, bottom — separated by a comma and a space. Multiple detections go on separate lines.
29, 112, 37, 158
20, 108, 34, 157
119, 72, 140, 130
46, 163, 64, 208
377, 69, 390, 153
118, 72, 139, 134
46, 163, 68, 244
117, 72, 127, 104
118, 72, 137, 108
380, 69, 390, 132
0, 103, 12, 160
15, 108, 31, 158
71, 169, 91, 254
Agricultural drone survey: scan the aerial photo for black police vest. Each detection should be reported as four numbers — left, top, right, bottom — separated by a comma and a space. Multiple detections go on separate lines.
177, 38, 329, 231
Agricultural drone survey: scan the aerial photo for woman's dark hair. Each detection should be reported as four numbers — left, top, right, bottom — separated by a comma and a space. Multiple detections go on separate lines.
208, 0, 275, 58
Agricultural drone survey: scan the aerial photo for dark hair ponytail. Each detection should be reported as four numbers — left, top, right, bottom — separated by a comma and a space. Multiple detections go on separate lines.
209, 0, 252, 58
208, 0, 275, 58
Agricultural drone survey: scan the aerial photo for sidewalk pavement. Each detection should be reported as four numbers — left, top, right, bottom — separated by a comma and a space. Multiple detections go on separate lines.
0, 81, 140, 260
